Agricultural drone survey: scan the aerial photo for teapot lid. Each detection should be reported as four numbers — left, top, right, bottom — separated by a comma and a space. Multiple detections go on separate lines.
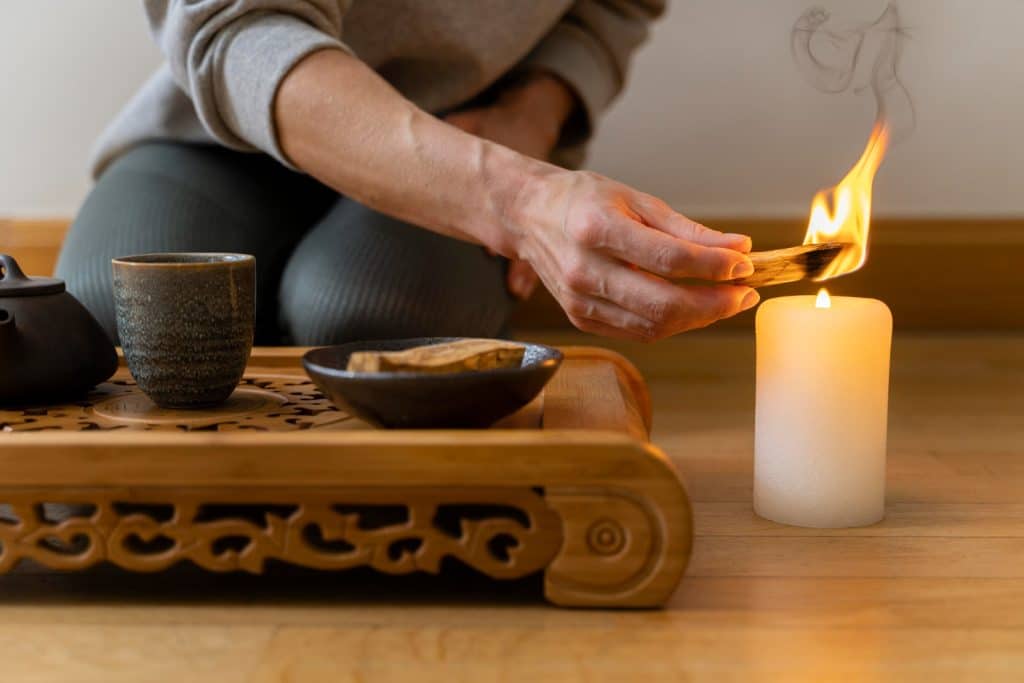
0, 254, 65, 296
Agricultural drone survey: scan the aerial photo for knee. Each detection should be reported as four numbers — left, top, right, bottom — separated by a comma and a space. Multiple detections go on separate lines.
278, 259, 434, 346
278, 235, 514, 346
281, 289, 511, 346
55, 220, 119, 344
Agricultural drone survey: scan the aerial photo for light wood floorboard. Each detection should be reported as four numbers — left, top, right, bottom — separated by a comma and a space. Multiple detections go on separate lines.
0, 331, 1020, 680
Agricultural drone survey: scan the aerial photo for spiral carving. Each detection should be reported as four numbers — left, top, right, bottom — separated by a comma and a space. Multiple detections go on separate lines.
586, 518, 627, 556
0, 488, 562, 578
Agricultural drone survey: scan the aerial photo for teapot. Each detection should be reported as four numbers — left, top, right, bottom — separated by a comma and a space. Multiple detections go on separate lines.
0, 254, 117, 406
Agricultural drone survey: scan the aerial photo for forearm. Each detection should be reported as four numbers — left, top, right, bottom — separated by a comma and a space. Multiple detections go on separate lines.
274, 49, 551, 255
274, 47, 756, 343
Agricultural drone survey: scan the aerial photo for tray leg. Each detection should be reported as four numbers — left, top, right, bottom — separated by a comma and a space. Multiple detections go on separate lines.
543, 484, 693, 608
0, 478, 693, 608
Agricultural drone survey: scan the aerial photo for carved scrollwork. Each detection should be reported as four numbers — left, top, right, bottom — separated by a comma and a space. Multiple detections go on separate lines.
0, 488, 563, 579
0, 374, 350, 432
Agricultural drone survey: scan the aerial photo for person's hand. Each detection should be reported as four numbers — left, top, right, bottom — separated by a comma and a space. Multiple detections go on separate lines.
445, 106, 545, 299
508, 169, 759, 341
445, 73, 574, 300
445, 104, 556, 162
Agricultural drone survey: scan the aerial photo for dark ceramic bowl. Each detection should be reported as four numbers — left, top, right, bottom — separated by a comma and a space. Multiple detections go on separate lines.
302, 338, 563, 429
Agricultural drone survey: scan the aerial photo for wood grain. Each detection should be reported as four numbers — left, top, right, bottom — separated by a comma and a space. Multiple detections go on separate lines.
0, 331, 1019, 677
0, 348, 691, 608
346, 339, 525, 373
248, 626, 1024, 682
542, 358, 646, 441
0, 625, 272, 683
730, 241, 846, 287
0, 218, 68, 278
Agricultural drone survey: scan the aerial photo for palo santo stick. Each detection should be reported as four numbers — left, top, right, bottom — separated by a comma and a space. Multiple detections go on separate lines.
731, 242, 849, 288
347, 339, 526, 374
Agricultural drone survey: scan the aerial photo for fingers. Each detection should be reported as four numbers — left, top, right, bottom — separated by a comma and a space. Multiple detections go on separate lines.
566, 282, 760, 340
520, 170, 764, 342
566, 316, 660, 342
559, 255, 761, 340
629, 193, 753, 253
606, 263, 759, 329
567, 212, 753, 281
562, 294, 658, 340
522, 246, 660, 339
667, 283, 760, 333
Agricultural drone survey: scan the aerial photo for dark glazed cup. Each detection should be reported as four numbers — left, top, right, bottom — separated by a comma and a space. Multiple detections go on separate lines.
112, 253, 255, 408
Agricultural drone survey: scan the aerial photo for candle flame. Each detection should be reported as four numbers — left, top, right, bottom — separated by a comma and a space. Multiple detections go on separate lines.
803, 122, 890, 280
815, 288, 832, 309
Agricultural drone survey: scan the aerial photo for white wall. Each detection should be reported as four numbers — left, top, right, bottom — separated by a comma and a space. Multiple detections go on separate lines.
591, 0, 1024, 217
1, 2, 161, 216
1, 1, 1021, 217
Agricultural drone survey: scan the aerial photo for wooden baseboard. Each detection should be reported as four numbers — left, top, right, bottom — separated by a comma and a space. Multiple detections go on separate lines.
0, 218, 69, 280
2, 217, 1022, 330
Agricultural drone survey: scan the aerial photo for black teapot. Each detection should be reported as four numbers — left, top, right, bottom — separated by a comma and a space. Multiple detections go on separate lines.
0, 254, 117, 406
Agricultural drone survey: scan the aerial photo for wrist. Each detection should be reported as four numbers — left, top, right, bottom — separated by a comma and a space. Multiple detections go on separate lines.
496, 154, 567, 259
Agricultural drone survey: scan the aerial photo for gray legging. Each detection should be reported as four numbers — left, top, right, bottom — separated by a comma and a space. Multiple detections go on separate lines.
56, 142, 515, 345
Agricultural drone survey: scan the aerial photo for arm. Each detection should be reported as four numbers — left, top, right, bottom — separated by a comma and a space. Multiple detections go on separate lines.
148, 1, 758, 341
444, 0, 668, 299
275, 50, 526, 254
279, 51, 758, 341
444, 71, 577, 300
515, 0, 667, 159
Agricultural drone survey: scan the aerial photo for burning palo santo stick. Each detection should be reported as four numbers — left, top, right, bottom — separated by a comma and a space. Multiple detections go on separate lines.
731, 242, 849, 288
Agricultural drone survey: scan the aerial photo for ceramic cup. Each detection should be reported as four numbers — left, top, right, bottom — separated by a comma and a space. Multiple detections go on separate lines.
112, 253, 255, 408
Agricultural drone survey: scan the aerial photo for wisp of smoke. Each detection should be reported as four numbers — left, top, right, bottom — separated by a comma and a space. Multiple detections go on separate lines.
791, 3, 915, 142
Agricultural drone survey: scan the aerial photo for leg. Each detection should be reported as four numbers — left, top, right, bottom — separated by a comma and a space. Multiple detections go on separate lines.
56, 143, 336, 344
279, 200, 515, 344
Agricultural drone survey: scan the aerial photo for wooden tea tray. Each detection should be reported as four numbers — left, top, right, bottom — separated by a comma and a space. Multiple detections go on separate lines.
0, 347, 691, 608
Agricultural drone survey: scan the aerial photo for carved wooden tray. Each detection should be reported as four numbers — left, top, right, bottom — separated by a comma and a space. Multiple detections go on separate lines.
0, 347, 691, 607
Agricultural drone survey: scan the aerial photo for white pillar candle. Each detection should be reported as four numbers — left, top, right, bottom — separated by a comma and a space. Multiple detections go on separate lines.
754, 290, 893, 528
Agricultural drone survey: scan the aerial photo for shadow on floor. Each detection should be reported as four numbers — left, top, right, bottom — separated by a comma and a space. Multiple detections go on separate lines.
0, 560, 545, 608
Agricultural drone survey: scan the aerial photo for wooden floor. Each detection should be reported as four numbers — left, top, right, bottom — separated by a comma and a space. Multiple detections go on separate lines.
1, 331, 1022, 681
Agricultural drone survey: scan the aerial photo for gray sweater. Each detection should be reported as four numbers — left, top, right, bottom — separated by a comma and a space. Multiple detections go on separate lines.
93, 1, 663, 176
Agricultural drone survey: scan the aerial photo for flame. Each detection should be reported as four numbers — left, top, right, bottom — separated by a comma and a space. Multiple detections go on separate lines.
803, 122, 890, 280
815, 288, 831, 309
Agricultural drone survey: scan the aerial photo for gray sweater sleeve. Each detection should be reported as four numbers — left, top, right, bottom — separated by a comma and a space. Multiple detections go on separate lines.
518, 0, 665, 155
144, 1, 352, 164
